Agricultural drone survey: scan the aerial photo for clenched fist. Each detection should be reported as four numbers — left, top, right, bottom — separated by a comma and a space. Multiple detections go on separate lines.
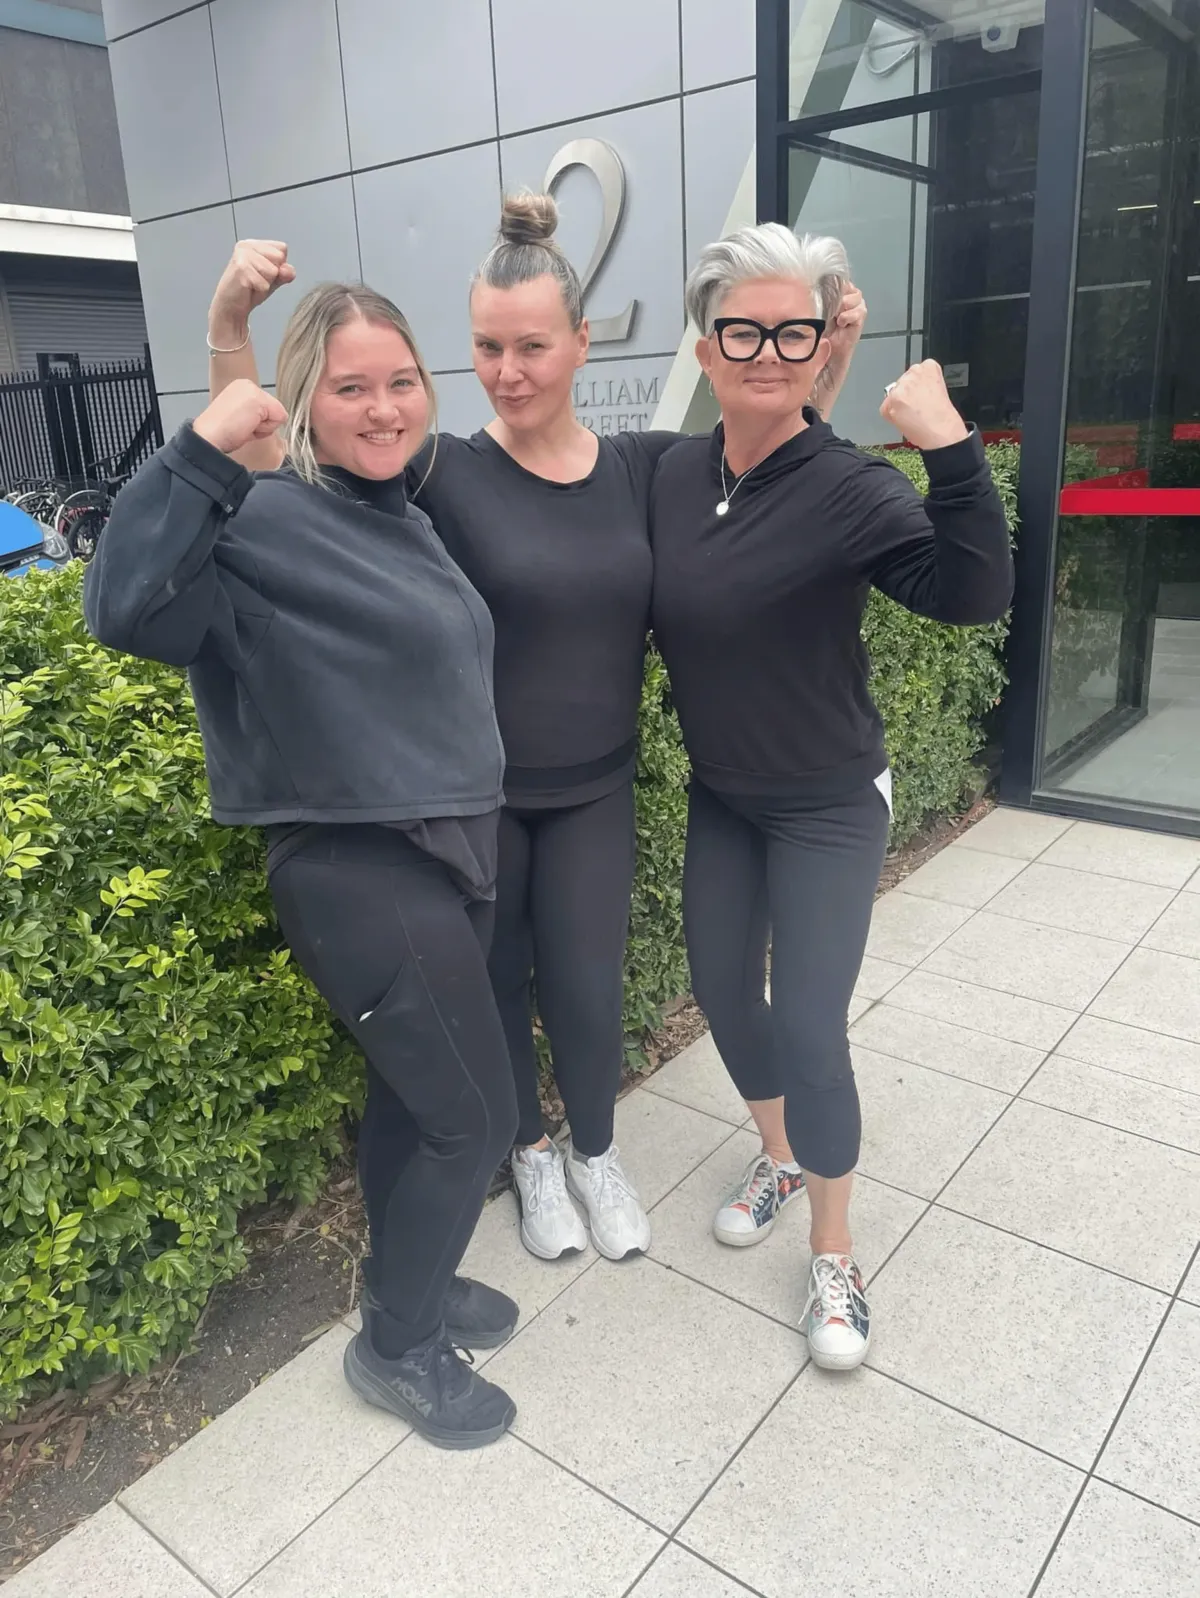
192, 379, 287, 457
208, 239, 295, 346
880, 360, 969, 451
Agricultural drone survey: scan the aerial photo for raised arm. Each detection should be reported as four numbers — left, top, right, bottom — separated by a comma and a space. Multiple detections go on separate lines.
207, 239, 294, 471
85, 381, 285, 665
852, 361, 1013, 626
814, 283, 867, 422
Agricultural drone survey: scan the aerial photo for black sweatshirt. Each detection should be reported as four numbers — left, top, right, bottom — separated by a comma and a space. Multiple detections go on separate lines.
409, 429, 676, 807
650, 414, 1013, 799
84, 424, 504, 826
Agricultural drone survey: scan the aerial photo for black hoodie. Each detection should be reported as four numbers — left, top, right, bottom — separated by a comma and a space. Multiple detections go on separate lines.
649, 412, 1013, 799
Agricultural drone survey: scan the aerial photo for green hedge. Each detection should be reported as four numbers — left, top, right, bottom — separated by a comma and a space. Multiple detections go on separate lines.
0, 448, 1013, 1411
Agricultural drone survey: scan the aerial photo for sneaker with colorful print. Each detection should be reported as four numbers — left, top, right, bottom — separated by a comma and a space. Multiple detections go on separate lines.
712, 1152, 806, 1248
802, 1252, 870, 1370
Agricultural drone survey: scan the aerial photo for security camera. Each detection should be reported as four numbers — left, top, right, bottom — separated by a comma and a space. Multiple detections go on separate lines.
980, 20, 1020, 50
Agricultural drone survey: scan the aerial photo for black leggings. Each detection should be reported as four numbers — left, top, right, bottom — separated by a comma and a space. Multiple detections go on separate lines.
269, 827, 517, 1352
489, 782, 636, 1157
683, 780, 889, 1180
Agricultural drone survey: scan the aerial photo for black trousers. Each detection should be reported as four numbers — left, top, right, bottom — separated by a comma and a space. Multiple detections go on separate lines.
269, 826, 517, 1352
683, 780, 889, 1180
488, 782, 636, 1157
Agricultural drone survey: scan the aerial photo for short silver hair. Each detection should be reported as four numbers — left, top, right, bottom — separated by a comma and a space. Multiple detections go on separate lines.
684, 223, 849, 335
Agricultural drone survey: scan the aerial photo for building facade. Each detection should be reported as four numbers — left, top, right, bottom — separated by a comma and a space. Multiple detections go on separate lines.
99, 0, 1200, 837
0, 0, 148, 370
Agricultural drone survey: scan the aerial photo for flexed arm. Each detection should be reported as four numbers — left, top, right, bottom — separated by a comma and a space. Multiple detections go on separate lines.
206, 239, 294, 471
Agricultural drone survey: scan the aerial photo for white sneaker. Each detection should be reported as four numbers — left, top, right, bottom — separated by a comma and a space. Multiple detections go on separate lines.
565, 1142, 651, 1261
512, 1143, 588, 1260
801, 1252, 871, 1371
713, 1153, 806, 1248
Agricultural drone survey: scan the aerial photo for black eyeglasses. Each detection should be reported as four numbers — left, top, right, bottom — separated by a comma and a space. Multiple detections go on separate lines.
713, 317, 826, 363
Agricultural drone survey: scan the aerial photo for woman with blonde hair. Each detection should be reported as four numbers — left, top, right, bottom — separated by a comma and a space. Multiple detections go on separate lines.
85, 281, 521, 1449
651, 223, 1013, 1368
205, 202, 867, 1265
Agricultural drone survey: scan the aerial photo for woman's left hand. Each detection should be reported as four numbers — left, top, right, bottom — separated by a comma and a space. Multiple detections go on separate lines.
825, 283, 867, 382
881, 361, 970, 451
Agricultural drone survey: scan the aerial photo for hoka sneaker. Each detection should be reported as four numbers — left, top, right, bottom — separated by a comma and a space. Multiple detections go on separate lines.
512, 1142, 588, 1260
360, 1275, 518, 1351
565, 1141, 651, 1261
713, 1153, 806, 1248
802, 1252, 871, 1371
343, 1327, 515, 1449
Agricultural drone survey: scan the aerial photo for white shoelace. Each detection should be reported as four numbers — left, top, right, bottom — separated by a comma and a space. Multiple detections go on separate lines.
724, 1153, 775, 1211
580, 1145, 638, 1210
803, 1254, 859, 1326
522, 1148, 570, 1215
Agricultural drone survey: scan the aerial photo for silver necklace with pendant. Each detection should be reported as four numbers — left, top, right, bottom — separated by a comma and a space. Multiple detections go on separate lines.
716, 454, 757, 517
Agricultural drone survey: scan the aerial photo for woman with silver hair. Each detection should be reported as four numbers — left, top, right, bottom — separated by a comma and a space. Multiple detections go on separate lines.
651, 223, 1013, 1370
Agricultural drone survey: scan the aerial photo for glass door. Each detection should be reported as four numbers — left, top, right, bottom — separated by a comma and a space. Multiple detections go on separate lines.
776, 0, 1044, 443
1038, 1, 1200, 818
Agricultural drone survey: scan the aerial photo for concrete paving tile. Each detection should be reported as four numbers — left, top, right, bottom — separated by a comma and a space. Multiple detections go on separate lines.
484, 1257, 805, 1530
628, 1544, 754, 1597
986, 863, 1174, 943
1037, 1481, 1200, 1598
850, 1002, 1045, 1094
1181, 1252, 1200, 1305
611, 1087, 738, 1212
1098, 1301, 1200, 1523
680, 1366, 1081, 1598
848, 992, 872, 1026
1, 1504, 210, 1598
1055, 1014, 1200, 1095
641, 1032, 748, 1128
1023, 1054, 1200, 1155
940, 1099, 1200, 1291
854, 955, 909, 1000
1090, 947, 1200, 1045
239, 1433, 663, 1598
853, 1046, 1009, 1198
885, 969, 1077, 1050
648, 1127, 924, 1325
922, 912, 1129, 1010
1142, 890, 1200, 959
865, 891, 971, 967
1039, 820, 1200, 889
457, 1186, 595, 1328
954, 808, 1074, 860
867, 1207, 1165, 1466
898, 845, 1026, 909
120, 1325, 405, 1595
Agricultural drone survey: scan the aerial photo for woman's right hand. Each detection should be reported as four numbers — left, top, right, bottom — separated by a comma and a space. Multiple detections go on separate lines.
208, 239, 296, 345
192, 379, 287, 457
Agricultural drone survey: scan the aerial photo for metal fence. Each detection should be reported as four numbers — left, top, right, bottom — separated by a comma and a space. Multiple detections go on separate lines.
0, 348, 164, 487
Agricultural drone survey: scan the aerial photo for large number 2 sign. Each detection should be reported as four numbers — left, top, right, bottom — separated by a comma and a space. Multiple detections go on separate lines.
543, 139, 638, 344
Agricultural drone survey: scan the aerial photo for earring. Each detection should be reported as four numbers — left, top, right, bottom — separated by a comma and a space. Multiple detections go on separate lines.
707, 378, 715, 397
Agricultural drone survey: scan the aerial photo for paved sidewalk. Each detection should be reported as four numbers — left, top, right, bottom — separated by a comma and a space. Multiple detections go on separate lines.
9, 810, 1200, 1598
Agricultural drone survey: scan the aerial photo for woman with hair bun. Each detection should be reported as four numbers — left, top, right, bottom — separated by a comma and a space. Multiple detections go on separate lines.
204, 202, 867, 1268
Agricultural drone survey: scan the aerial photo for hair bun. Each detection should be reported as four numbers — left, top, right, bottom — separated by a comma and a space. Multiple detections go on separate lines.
498, 191, 559, 246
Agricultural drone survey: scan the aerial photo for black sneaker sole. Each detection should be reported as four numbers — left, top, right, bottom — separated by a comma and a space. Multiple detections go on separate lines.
342, 1338, 516, 1450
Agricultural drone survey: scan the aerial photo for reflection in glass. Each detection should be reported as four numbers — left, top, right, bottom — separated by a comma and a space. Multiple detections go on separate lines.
1039, 4, 1200, 817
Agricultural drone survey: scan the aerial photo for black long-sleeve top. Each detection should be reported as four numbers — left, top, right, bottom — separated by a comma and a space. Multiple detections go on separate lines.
649, 413, 1014, 799
409, 428, 677, 807
84, 424, 504, 827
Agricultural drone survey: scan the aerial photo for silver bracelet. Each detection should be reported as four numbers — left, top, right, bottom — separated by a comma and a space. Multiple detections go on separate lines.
207, 330, 251, 356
